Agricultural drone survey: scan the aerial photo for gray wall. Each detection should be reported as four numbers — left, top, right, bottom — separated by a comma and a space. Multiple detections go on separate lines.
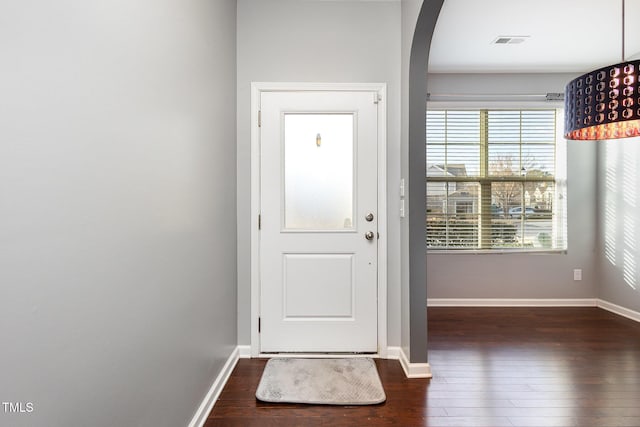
596, 139, 640, 312
236, 0, 402, 346
426, 73, 598, 300
0, 1, 237, 426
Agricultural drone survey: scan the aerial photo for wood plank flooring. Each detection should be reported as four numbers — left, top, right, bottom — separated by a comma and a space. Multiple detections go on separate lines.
206, 307, 640, 426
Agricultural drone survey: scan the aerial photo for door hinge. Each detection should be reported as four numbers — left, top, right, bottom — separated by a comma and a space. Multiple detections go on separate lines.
373, 93, 382, 104
258, 110, 261, 127
258, 214, 261, 230
258, 317, 261, 333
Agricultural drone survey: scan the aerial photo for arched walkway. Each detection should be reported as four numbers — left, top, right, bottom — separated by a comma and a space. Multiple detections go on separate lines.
407, 0, 443, 363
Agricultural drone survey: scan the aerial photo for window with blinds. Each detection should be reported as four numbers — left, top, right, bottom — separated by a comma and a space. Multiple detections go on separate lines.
426, 109, 567, 251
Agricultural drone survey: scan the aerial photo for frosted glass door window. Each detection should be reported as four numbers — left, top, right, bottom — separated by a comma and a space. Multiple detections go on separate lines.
284, 114, 355, 230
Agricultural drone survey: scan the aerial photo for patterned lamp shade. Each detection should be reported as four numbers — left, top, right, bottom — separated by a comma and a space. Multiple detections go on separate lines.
564, 59, 640, 140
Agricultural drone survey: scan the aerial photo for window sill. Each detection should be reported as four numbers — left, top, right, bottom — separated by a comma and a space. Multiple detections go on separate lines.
427, 249, 568, 255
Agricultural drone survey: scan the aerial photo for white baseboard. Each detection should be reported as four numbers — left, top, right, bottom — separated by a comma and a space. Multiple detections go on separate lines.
428, 298, 598, 307
237, 345, 251, 359
188, 347, 240, 427
427, 297, 640, 323
386, 346, 401, 360
597, 299, 640, 323
387, 346, 432, 378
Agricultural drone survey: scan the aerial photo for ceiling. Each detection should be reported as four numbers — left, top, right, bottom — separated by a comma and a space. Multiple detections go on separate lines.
428, 0, 640, 73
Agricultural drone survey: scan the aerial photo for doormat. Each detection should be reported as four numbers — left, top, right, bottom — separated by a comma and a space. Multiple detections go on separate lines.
255, 358, 386, 405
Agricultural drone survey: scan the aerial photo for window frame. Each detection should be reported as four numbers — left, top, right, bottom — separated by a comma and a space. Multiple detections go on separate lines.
426, 105, 568, 254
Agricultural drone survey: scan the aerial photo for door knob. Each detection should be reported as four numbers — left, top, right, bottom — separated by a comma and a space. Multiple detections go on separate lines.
365, 231, 375, 240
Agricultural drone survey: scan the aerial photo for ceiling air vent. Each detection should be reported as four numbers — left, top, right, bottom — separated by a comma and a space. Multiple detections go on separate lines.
492, 36, 530, 45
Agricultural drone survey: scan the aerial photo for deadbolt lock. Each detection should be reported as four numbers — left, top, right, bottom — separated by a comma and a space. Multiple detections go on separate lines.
365, 213, 374, 222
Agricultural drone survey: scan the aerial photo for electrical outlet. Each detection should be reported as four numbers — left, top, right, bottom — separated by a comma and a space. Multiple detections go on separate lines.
573, 269, 582, 281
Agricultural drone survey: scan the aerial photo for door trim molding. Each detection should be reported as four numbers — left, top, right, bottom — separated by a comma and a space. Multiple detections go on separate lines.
250, 82, 388, 357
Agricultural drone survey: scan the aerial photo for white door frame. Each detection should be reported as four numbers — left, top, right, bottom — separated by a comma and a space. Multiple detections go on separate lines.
250, 82, 388, 358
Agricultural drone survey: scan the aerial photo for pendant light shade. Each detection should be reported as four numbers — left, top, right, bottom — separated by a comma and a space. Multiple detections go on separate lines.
564, 60, 640, 140
564, 0, 639, 140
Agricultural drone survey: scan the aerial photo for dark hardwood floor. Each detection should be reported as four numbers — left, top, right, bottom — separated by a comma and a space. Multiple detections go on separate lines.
206, 307, 640, 426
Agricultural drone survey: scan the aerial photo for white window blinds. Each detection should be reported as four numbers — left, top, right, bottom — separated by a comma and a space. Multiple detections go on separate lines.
426, 109, 567, 251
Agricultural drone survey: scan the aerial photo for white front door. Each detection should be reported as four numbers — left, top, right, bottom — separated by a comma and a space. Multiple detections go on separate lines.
259, 90, 379, 353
